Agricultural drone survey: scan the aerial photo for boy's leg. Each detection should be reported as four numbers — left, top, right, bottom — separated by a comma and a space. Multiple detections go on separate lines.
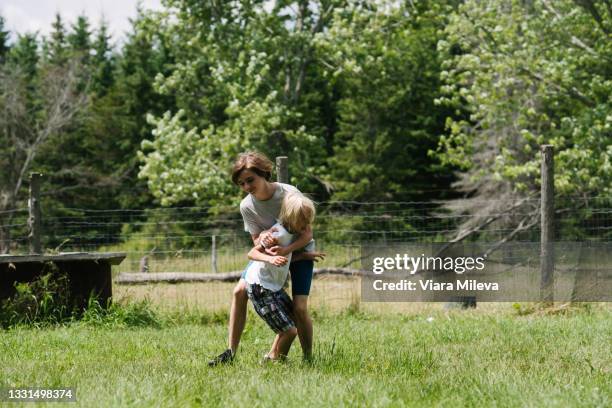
209, 279, 248, 366
268, 327, 297, 360
228, 279, 248, 353
249, 285, 296, 360
293, 295, 313, 359
290, 260, 314, 359
270, 333, 281, 355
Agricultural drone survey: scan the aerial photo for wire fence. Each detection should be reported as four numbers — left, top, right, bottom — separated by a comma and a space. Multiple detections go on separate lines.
2, 195, 611, 267
1, 195, 610, 310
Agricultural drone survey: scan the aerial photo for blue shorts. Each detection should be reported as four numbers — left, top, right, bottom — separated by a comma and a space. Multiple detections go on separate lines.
289, 260, 314, 296
240, 260, 313, 296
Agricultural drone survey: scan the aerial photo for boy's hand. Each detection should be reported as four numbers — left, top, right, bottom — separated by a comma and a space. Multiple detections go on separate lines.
266, 245, 291, 257
268, 255, 288, 266
304, 252, 327, 262
259, 228, 278, 248
294, 252, 327, 262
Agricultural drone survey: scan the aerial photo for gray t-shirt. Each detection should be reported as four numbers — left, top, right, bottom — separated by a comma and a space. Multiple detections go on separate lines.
240, 182, 299, 235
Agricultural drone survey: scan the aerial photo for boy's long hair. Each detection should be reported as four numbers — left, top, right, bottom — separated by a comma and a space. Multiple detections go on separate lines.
231, 151, 273, 184
279, 192, 315, 233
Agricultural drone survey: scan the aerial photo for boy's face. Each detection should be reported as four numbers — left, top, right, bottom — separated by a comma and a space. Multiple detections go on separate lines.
237, 169, 266, 198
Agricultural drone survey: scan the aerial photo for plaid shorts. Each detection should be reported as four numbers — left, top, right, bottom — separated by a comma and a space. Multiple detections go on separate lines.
246, 283, 295, 333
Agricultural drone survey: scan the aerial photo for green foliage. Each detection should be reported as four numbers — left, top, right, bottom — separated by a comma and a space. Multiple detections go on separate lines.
319, 1, 458, 201
1, 10, 179, 253
80, 298, 161, 328
0, 267, 165, 329
0, 15, 10, 63
8, 33, 39, 79
1, 284, 227, 329
116, 206, 243, 253
0, 262, 72, 328
23, 11, 172, 233
47, 13, 68, 65
91, 21, 114, 96
67, 14, 91, 60
138, 0, 333, 206
0, 34, 87, 250
102, 9, 175, 209
437, 0, 612, 197
81, 299, 228, 327
138, 0, 461, 206
1, 0, 610, 253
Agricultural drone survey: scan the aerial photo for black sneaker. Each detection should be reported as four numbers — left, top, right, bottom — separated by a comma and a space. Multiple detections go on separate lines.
208, 349, 234, 367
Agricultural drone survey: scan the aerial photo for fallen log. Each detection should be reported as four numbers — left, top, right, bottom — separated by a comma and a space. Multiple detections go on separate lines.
114, 267, 369, 285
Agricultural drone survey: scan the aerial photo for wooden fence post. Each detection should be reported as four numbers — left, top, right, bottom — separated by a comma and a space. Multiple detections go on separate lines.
28, 173, 42, 254
540, 145, 554, 302
276, 156, 288, 183
139, 256, 149, 273
211, 235, 218, 274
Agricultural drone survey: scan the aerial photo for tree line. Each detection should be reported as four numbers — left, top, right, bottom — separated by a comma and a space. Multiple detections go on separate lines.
1, 0, 610, 252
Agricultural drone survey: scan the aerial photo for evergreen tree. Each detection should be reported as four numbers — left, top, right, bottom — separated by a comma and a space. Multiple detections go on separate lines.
0, 15, 10, 64
91, 20, 114, 96
7, 33, 40, 116
322, 1, 457, 202
31, 10, 172, 213
37, 9, 175, 212
8, 33, 38, 79
67, 15, 91, 63
106, 10, 175, 208
47, 13, 68, 65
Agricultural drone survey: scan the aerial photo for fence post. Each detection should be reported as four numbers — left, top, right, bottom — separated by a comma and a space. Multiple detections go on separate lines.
540, 145, 554, 302
139, 256, 149, 273
276, 156, 288, 183
211, 235, 218, 274
28, 173, 42, 254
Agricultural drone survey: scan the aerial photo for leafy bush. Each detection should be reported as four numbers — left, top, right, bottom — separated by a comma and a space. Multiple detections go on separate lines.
0, 263, 161, 329
0, 262, 72, 328
80, 298, 162, 328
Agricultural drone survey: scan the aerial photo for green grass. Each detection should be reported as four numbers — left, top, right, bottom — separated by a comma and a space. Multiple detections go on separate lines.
1, 304, 610, 407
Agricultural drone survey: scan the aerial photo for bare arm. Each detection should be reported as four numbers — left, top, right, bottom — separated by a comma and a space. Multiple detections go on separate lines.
267, 225, 313, 256
284, 225, 313, 253
248, 246, 271, 262
292, 251, 326, 262
247, 238, 288, 266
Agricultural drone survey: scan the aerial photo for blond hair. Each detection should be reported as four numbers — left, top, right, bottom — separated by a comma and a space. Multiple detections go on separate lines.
279, 192, 315, 233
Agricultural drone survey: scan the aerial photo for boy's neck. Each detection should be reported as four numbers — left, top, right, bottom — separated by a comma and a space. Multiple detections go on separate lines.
255, 182, 276, 201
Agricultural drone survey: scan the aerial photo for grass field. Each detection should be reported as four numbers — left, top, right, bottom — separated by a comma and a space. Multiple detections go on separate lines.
104, 243, 363, 275
1, 301, 610, 407
114, 275, 363, 312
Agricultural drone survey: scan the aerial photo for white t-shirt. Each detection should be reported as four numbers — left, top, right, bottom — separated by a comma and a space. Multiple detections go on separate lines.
244, 222, 294, 292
